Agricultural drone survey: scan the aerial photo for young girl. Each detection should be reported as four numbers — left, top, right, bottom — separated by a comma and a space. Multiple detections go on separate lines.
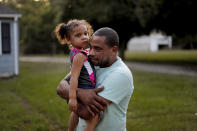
55, 19, 98, 131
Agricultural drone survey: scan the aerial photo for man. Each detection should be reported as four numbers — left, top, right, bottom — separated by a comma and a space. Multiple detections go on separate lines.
57, 27, 134, 131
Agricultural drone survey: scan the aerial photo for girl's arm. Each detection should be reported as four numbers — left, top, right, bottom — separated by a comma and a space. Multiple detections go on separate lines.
69, 53, 86, 112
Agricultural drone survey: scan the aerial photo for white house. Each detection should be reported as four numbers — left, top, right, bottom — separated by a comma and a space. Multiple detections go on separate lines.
127, 33, 172, 52
0, 4, 21, 77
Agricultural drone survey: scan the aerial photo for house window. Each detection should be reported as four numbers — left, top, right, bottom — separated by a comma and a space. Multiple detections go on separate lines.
1, 22, 11, 54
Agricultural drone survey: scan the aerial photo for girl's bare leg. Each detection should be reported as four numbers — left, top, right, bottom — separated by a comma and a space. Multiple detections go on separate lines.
84, 114, 99, 131
68, 112, 79, 131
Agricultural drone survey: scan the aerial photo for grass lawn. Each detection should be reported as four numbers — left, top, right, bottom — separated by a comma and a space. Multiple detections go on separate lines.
125, 50, 197, 66
0, 62, 197, 131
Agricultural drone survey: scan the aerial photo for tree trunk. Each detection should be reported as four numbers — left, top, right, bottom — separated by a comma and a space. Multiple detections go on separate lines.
119, 43, 126, 60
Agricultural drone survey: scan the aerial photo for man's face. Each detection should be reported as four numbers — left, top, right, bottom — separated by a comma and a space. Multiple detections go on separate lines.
89, 35, 114, 67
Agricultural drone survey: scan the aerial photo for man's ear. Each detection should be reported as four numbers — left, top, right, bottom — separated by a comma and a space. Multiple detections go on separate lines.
112, 46, 118, 53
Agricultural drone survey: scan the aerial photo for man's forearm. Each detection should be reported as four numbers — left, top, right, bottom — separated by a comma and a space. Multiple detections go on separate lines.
57, 79, 70, 102
57, 72, 71, 101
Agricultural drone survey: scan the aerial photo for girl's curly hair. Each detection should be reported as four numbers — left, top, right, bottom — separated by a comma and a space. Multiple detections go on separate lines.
54, 19, 93, 49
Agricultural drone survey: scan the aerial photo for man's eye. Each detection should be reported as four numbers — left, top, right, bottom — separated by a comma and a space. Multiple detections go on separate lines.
95, 47, 102, 51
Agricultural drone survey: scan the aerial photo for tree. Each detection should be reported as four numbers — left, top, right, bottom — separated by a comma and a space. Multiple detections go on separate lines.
18, 0, 58, 54
148, 0, 197, 48
59, 0, 162, 59
1, 0, 67, 54
3, 0, 196, 55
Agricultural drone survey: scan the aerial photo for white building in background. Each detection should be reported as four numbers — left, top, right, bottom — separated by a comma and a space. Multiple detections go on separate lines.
0, 4, 21, 78
127, 33, 172, 52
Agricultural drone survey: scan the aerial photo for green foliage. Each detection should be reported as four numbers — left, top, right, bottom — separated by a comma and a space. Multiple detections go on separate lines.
1, 0, 69, 54
0, 62, 197, 130
18, 1, 57, 54
59, 0, 181, 58
149, 0, 197, 49
1, 0, 197, 54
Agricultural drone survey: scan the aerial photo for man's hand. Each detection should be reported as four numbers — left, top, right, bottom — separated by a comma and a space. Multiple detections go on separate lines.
76, 104, 93, 120
77, 86, 108, 114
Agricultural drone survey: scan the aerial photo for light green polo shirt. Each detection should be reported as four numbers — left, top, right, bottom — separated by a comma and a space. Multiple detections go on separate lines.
77, 57, 134, 131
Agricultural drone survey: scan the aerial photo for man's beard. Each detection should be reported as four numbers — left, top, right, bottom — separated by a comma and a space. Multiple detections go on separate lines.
89, 56, 110, 68
99, 57, 111, 68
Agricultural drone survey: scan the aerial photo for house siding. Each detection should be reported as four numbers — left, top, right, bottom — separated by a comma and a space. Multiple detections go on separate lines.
0, 20, 15, 74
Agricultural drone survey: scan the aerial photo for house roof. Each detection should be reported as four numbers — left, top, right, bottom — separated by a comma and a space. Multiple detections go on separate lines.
0, 3, 21, 19
0, 3, 20, 14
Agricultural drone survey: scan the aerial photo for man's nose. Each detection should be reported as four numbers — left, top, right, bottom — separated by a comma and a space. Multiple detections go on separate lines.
89, 49, 95, 56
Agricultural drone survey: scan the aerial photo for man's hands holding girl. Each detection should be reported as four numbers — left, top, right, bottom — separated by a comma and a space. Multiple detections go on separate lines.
77, 86, 109, 116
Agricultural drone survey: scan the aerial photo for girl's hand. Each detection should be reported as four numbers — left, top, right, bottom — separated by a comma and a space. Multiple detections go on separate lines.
68, 98, 77, 112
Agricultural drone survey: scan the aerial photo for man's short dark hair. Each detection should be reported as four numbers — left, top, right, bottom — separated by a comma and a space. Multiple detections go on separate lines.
93, 27, 119, 47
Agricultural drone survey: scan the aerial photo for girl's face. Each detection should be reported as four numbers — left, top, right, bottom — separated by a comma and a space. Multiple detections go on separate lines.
69, 24, 89, 49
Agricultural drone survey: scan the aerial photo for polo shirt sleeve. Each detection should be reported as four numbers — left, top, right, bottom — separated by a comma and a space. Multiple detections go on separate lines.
97, 71, 133, 105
